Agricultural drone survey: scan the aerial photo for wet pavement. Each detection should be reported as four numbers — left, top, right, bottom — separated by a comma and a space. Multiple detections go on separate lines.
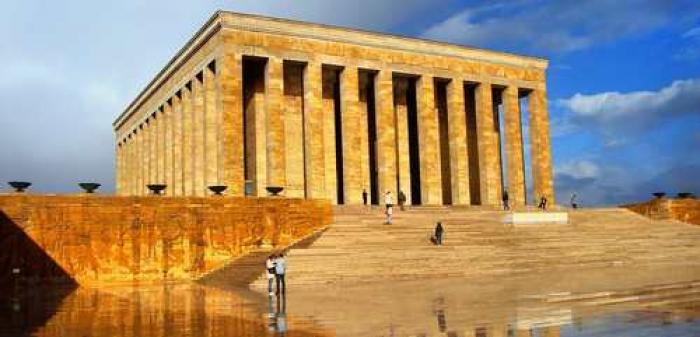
2, 266, 700, 336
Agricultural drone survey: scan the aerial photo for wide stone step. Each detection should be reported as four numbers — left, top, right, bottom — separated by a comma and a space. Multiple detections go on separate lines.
247, 208, 700, 288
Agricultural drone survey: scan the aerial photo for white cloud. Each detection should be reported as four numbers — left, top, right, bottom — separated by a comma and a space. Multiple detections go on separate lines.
557, 160, 600, 180
682, 26, 700, 39
557, 79, 700, 142
422, 0, 697, 53
0, 0, 439, 193
676, 25, 700, 60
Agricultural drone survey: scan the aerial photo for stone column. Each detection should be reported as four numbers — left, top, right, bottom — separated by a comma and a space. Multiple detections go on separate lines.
375, 69, 397, 203
321, 67, 338, 203
416, 75, 443, 205
204, 66, 219, 191
475, 82, 502, 206
115, 142, 122, 195
503, 85, 526, 206
122, 137, 127, 195
127, 136, 133, 195
158, 106, 166, 186
447, 78, 470, 205
250, 68, 268, 197
181, 84, 194, 196
192, 74, 206, 196
219, 52, 244, 196
151, 112, 159, 185
303, 61, 325, 199
119, 141, 126, 195
528, 88, 555, 204
144, 119, 151, 191
163, 102, 173, 194
133, 133, 138, 195
171, 94, 183, 196
394, 78, 411, 205
144, 122, 150, 194
140, 122, 147, 194
266, 57, 286, 189
283, 63, 305, 198
340, 65, 363, 204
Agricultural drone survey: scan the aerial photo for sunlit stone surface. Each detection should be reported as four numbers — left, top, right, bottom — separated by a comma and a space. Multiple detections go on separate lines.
0, 195, 331, 285
2, 266, 700, 337
113, 11, 556, 206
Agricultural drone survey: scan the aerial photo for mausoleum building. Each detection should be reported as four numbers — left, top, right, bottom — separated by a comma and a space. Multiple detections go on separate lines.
113, 11, 554, 206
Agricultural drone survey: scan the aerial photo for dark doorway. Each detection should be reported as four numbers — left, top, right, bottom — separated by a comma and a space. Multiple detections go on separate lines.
325, 67, 344, 204
464, 83, 481, 205
492, 86, 506, 196
242, 56, 267, 195
360, 71, 380, 205
435, 79, 451, 205
406, 78, 422, 205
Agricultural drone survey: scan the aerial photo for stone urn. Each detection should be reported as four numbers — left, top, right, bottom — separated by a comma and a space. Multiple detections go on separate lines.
266, 186, 284, 196
208, 185, 227, 196
677, 192, 695, 199
147, 184, 167, 195
652, 192, 666, 199
78, 182, 101, 194
8, 181, 31, 193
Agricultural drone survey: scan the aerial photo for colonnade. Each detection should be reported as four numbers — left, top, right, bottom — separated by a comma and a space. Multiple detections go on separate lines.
116, 54, 554, 206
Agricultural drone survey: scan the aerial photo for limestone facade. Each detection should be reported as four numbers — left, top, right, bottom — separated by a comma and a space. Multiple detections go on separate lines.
114, 11, 555, 206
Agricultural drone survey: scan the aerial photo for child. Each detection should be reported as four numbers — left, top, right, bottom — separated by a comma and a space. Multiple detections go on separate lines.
266, 254, 276, 296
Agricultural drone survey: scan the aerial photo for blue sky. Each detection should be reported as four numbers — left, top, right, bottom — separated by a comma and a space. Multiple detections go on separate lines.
1, 0, 698, 205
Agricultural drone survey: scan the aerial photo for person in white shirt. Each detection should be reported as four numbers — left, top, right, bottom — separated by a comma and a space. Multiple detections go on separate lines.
266, 254, 276, 296
274, 253, 287, 295
384, 191, 394, 224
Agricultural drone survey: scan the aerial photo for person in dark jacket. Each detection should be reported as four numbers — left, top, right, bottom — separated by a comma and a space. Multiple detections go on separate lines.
434, 222, 444, 246
538, 195, 548, 210
398, 190, 407, 211
502, 190, 510, 210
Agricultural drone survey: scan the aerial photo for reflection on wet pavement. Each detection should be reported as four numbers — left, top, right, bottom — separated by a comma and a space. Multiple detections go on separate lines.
2, 265, 700, 336
0, 283, 328, 337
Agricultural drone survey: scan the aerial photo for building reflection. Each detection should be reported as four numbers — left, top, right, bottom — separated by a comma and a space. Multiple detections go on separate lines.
0, 284, 329, 337
2, 277, 700, 337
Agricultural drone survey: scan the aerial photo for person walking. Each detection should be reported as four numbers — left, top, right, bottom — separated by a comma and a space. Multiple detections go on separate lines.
398, 190, 407, 211
538, 195, 548, 210
570, 193, 578, 209
384, 191, 394, 224
266, 254, 276, 296
362, 188, 368, 206
434, 222, 444, 246
274, 252, 287, 295
502, 189, 510, 211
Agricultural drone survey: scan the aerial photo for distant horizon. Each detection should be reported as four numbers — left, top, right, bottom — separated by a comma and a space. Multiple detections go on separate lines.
1, 0, 699, 206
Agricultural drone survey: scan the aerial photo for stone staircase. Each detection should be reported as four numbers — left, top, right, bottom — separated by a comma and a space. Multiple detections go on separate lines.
251, 206, 700, 288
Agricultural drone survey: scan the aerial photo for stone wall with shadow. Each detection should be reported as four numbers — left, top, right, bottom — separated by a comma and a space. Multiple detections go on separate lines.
0, 195, 332, 286
0, 211, 77, 289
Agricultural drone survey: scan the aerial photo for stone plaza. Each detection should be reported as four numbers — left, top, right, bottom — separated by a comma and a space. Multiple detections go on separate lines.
113, 11, 554, 207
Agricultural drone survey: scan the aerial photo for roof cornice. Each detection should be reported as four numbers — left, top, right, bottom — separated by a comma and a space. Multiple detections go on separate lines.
114, 10, 548, 131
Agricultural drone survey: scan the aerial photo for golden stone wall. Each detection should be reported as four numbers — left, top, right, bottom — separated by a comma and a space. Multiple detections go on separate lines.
113, 11, 555, 206
0, 195, 331, 286
625, 198, 700, 226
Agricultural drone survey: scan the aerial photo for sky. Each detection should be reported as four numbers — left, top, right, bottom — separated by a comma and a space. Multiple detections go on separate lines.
1, 0, 699, 206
